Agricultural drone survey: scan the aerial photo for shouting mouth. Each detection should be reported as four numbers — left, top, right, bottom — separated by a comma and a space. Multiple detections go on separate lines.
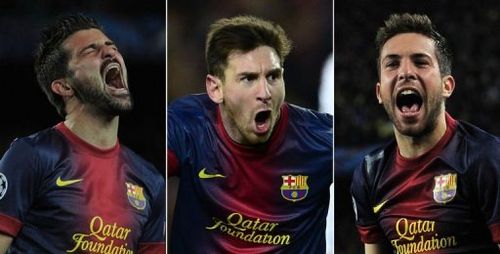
101, 60, 127, 94
396, 88, 423, 118
254, 110, 272, 134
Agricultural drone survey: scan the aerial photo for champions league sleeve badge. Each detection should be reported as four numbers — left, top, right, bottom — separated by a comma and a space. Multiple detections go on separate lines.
0, 173, 7, 200
433, 173, 457, 204
126, 182, 147, 210
280, 175, 309, 202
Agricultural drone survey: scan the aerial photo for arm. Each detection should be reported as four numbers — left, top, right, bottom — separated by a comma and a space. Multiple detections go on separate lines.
0, 233, 12, 254
167, 176, 179, 246
365, 243, 392, 254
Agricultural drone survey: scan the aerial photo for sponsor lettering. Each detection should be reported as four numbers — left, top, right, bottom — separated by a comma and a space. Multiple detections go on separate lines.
68, 216, 133, 254
390, 218, 457, 254
206, 212, 291, 245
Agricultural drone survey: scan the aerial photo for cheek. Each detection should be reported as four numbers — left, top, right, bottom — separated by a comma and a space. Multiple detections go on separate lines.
271, 84, 285, 99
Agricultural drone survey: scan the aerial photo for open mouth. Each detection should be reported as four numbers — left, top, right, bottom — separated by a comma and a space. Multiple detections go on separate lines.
102, 62, 125, 89
254, 110, 271, 133
396, 89, 423, 114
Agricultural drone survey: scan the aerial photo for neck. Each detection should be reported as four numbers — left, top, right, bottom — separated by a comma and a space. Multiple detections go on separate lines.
395, 111, 447, 158
64, 105, 119, 149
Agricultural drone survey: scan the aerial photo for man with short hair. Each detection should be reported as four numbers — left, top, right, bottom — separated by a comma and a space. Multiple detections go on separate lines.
351, 13, 500, 253
168, 15, 333, 253
0, 14, 165, 253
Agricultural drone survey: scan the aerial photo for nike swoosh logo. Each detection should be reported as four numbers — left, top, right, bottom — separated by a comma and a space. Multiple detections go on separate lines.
56, 176, 83, 187
373, 199, 389, 214
198, 168, 225, 179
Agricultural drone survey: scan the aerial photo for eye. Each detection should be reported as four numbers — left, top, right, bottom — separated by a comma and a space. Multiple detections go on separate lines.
240, 74, 257, 83
414, 59, 430, 67
81, 45, 97, 55
83, 48, 95, 54
266, 71, 282, 83
385, 60, 399, 69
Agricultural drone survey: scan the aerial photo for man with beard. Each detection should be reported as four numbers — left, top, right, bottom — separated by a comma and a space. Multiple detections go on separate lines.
168, 16, 332, 253
351, 13, 500, 253
0, 14, 165, 253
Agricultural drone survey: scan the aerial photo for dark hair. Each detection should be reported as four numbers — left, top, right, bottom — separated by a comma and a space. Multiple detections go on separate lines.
205, 15, 292, 79
375, 13, 452, 77
34, 14, 102, 117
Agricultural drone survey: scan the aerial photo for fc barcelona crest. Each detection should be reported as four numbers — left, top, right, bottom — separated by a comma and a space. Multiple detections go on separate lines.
280, 175, 309, 202
126, 182, 147, 210
433, 173, 457, 204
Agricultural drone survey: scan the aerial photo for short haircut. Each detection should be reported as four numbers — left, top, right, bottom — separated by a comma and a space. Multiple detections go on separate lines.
205, 15, 292, 79
34, 14, 102, 117
375, 13, 452, 77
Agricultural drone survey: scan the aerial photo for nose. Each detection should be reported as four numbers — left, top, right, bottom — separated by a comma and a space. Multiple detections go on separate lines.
256, 77, 271, 103
101, 45, 117, 59
397, 59, 417, 81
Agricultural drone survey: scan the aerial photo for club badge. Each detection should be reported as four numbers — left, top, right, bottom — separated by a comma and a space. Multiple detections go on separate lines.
0, 173, 7, 200
280, 175, 309, 202
433, 173, 457, 204
126, 182, 146, 210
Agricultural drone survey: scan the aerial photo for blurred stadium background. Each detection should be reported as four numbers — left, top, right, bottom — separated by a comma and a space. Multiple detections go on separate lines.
336, 1, 500, 253
0, 1, 165, 174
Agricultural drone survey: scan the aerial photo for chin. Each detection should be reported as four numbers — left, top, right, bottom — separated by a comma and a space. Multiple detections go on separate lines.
395, 121, 433, 138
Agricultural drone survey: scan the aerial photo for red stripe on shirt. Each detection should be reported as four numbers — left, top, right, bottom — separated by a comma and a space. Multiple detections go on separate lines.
0, 213, 22, 237
138, 242, 165, 254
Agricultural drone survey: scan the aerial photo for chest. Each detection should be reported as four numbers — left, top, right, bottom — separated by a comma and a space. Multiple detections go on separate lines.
374, 162, 492, 252
29, 154, 151, 251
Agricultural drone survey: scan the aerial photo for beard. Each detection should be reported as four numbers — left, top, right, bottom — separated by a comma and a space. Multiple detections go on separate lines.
70, 74, 133, 117
383, 93, 444, 138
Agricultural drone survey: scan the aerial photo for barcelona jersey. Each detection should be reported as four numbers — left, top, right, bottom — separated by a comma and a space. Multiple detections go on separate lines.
0, 123, 165, 253
168, 94, 333, 253
351, 114, 500, 253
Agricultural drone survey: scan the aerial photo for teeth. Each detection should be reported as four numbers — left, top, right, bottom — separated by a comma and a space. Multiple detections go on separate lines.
104, 63, 120, 76
401, 90, 416, 95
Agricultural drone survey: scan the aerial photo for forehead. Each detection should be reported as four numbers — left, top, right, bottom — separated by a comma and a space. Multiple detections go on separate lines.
62, 28, 110, 52
225, 46, 281, 73
380, 33, 436, 60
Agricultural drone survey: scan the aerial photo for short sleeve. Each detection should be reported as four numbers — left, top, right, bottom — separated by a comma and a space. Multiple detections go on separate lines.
350, 160, 385, 243
470, 139, 500, 243
138, 178, 166, 253
0, 139, 40, 237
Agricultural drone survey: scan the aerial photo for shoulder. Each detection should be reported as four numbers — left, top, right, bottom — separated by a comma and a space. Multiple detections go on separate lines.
285, 104, 332, 147
286, 103, 332, 129
168, 94, 217, 127
169, 94, 216, 116
3, 126, 67, 159
352, 141, 395, 186
120, 145, 164, 183
456, 121, 500, 169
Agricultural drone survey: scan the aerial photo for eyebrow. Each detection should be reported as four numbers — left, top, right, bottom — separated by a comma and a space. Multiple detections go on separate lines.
78, 40, 116, 55
383, 53, 432, 61
236, 68, 282, 79
266, 68, 283, 76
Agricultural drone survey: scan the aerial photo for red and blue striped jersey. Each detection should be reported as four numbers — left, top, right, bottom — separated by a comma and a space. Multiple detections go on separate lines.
168, 94, 332, 253
0, 123, 165, 253
351, 114, 500, 253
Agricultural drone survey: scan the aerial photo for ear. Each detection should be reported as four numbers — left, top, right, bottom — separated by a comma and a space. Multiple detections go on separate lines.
375, 82, 383, 104
51, 79, 74, 97
206, 74, 223, 104
442, 75, 455, 98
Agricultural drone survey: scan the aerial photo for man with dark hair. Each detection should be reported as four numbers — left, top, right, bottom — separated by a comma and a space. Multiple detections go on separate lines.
0, 14, 165, 253
168, 15, 332, 252
351, 13, 500, 253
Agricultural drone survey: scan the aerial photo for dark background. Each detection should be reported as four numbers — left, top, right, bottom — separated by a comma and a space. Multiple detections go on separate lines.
0, 1, 166, 174
335, 1, 500, 253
